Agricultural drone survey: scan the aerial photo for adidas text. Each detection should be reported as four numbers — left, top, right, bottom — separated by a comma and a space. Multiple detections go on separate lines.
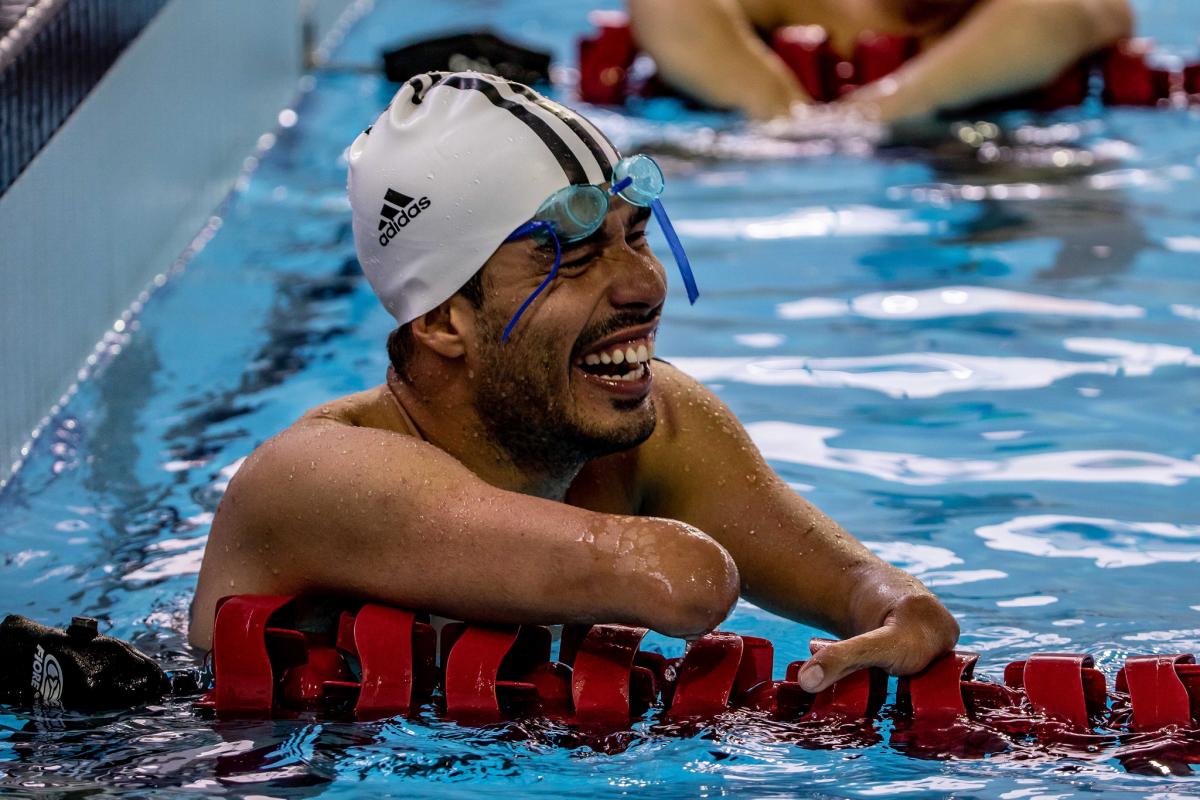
378, 194, 432, 247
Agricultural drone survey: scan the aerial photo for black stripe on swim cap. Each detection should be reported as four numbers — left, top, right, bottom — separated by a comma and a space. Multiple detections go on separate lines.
440, 74, 588, 185
503, 82, 614, 180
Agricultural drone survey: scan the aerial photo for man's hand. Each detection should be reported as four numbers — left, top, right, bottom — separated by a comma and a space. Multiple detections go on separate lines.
795, 593, 960, 693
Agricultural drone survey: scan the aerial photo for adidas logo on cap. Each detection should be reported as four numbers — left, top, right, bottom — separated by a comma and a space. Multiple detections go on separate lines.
378, 187, 431, 247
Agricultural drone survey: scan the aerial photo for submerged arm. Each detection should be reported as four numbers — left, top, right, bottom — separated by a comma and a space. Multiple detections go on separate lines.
843, 0, 1133, 121
640, 364, 958, 691
627, 0, 808, 119
190, 414, 738, 650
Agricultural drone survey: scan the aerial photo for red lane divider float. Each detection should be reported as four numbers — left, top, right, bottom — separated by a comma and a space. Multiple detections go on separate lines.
1117, 654, 1200, 732
576, 12, 1196, 111
200, 595, 1200, 752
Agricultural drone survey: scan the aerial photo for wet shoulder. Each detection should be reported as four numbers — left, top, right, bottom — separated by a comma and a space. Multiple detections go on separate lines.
295, 384, 417, 435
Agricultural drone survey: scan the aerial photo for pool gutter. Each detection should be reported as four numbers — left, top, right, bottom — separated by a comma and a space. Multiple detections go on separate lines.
0, 0, 366, 489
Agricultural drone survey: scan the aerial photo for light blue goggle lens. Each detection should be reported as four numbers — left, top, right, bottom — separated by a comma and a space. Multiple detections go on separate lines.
501, 154, 697, 342
612, 153, 665, 206
530, 154, 665, 241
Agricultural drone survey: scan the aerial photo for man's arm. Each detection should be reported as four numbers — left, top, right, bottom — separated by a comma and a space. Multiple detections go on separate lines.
842, 0, 1133, 121
638, 363, 959, 692
190, 413, 738, 649
627, 0, 808, 119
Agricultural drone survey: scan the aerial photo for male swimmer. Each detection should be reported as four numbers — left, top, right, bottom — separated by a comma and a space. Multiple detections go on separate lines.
628, 0, 1133, 121
191, 72, 957, 694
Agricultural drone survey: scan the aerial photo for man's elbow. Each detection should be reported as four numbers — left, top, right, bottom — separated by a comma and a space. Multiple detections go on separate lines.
648, 525, 740, 638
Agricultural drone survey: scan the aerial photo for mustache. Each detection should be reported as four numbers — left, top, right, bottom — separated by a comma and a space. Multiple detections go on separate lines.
573, 308, 660, 356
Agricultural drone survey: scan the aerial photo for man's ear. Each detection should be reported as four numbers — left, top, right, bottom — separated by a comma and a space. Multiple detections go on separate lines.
410, 296, 476, 359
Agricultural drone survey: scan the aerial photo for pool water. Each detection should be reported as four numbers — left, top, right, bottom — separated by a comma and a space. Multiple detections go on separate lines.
2, 0, 1199, 796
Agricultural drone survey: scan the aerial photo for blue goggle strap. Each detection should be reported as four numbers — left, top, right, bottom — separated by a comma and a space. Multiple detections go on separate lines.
502, 220, 561, 343
651, 198, 699, 305
614, 175, 699, 305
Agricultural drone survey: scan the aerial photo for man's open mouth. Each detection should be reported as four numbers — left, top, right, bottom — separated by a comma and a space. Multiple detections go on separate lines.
573, 336, 655, 383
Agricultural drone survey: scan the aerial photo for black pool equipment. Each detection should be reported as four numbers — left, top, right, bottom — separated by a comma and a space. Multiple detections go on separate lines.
0, 614, 170, 711
382, 30, 552, 86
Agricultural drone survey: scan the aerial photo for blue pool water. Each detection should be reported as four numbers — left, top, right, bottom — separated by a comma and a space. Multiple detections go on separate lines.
2, 0, 1199, 795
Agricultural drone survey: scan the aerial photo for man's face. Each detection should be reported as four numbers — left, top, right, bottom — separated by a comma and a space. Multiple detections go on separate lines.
465, 198, 668, 470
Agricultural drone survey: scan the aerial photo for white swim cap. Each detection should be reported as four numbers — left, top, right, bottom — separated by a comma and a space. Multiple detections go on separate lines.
347, 71, 622, 325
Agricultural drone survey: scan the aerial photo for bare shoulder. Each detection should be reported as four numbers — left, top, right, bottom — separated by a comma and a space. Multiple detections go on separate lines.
219, 386, 414, 514
637, 360, 756, 486
646, 359, 739, 445
189, 385, 418, 645
625, 359, 778, 520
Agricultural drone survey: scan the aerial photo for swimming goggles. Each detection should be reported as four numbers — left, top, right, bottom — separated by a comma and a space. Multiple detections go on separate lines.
501, 154, 699, 342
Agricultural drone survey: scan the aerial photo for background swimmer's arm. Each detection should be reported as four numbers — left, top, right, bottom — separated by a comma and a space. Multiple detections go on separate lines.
841, 0, 1133, 121
189, 418, 738, 650
628, 0, 807, 119
639, 363, 958, 692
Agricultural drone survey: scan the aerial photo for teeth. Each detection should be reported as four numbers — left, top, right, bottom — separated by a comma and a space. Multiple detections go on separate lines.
581, 338, 656, 369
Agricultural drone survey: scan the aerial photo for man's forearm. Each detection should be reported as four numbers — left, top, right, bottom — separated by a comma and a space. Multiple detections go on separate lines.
846, 0, 1133, 121
723, 484, 919, 637
628, 0, 806, 119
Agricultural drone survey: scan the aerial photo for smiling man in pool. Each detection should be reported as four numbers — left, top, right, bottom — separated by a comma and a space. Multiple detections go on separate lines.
191, 71, 958, 694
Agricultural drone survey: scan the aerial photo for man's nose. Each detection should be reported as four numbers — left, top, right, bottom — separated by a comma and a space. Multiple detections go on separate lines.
604, 245, 668, 311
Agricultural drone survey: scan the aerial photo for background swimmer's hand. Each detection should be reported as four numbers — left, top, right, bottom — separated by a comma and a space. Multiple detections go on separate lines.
794, 591, 960, 694
833, 0, 1134, 124
751, 102, 886, 144
628, 0, 808, 120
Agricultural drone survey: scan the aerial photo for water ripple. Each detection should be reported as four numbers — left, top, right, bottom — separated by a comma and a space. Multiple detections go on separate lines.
777, 286, 1144, 321
675, 338, 1198, 398
976, 515, 1200, 568
674, 205, 938, 240
746, 422, 1200, 486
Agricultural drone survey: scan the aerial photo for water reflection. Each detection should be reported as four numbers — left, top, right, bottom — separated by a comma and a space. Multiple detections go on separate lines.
676, 336, 1198, 399
777, 285, 1144, 321
674, 205, 938, 240
746, 422, 1200, 486
977, 515, 1200, 568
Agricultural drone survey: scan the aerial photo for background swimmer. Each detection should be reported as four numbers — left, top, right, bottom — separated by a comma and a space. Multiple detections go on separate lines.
191, 72, 958, 695
627, 0, 1133, 121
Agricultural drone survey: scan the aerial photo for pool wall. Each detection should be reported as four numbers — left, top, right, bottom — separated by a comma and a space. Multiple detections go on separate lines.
0, 0, 359, 485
